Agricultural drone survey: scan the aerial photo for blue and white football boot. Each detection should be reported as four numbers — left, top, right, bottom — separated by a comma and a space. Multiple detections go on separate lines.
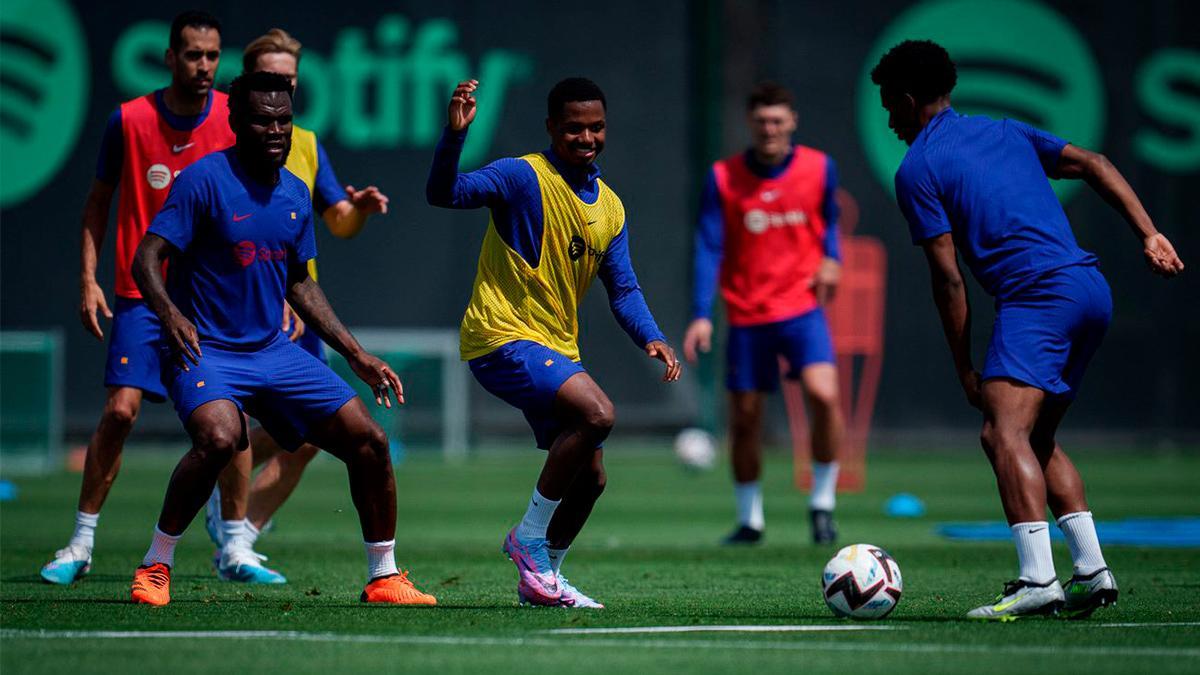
40, 544, 92, 585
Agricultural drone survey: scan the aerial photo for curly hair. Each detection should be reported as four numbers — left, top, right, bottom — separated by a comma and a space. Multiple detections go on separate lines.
870, 40, 957, 103
547, 77, 606, 120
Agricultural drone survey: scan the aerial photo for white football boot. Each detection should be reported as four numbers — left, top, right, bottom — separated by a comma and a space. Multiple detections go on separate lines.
966, 578, 1064, 621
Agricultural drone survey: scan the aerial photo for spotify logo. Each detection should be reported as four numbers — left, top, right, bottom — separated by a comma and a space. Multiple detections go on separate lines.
0, 0, 89, 208
857, 0, 1104, 201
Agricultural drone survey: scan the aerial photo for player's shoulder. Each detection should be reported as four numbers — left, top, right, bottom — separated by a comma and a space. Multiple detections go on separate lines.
895, 143, 935, 191
176, 149, 231, 184
117, 91, 159, 120
279, 168, 315, 212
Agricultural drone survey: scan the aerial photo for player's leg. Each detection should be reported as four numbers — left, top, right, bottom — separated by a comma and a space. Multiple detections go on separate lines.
545, 447, 606, 608
209, 428, 287, 584
246, 440, 320, 530
41, 386, 144, 584
726, 390, 767, 543
799, 363, 843, 544
306, 397, 434, 605
966, 378, 1064, 619
132, 399, 246, 606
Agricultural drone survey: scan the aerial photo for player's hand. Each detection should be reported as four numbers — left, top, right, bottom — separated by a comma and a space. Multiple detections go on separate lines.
811, 257, 841, 305
79, 279, 112, 341
682, 318, 713, 364
345, 184, 389, 215
350, 352, 405, 408
164, 309, 202, 371
959, 369, 982, 410
281, 302, 305, 342
646, 340, 682, 382
1143, 233, 1184, 277
447, 80, 479, 131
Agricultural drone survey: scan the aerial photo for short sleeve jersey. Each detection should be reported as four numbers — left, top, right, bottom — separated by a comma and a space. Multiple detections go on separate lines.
894, 108, 1097, 299
148, 148, 316, 348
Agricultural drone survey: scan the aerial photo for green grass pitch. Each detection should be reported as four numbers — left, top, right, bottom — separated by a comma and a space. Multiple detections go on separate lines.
2, 445, 1198, 674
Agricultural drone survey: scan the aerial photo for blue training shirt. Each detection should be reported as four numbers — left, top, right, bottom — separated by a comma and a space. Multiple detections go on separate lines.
894, 107, 1097, 299
426, 127, 666, 349
148, 148, 316, 349
691, 148, 841, 320
312, 140, 347, 214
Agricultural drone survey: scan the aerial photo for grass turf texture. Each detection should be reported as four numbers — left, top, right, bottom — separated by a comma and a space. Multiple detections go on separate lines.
2, 445, 1198, 674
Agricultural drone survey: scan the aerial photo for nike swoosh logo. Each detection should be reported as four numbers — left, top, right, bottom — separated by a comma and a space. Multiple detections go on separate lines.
233, 213, 253, 222
172, 143, 195, 153
586, 220, 597, 225
991, 597, 1022, 612
1029, 527, 1047, 534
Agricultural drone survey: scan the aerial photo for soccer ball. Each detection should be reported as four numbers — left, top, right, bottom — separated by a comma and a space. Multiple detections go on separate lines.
821, 544, 903, 619
673, 427, 716, 470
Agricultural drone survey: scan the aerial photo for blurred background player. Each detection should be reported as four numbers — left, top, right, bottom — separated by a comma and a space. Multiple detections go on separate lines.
203, 27, 391, 585
427, 77, 682, 608
40, 11, 231, 585
129, 71, 432, 607
683, 83, 845, 546
871, 40, 1184, 620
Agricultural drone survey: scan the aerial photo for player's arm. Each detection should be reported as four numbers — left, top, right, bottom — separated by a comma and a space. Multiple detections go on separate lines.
79, 109, 124, 340
1054, 144, 1184, 277
284, 260, 403, 407
313, 141, 388, 239
425, 79, 520, 209
812, 156, 842, 305
683, 169, 723, 364
599, 226, 681, 382
132, 233, 201, 371
921, 234, 980, 409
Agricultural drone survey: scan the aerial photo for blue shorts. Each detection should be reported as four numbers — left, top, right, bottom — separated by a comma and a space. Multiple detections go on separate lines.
726, 307, 835, 392
292, 325, 328, 364
984, 264, 1112, 400
468, 340, 585, 450
104, 298, 167, 401
164, 332, 357, 451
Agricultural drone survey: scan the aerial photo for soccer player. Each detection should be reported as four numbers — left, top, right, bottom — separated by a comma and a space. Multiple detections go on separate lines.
683, 82, 845, 546
40, 11, 233, 585
426, 78, 682, 608
127, 71, 435, 607
203, 27, 392, 585
870, 40, 1184, 620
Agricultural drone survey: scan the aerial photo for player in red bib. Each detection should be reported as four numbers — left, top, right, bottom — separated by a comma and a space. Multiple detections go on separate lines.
40, 11, 234, 585
684, 83, 846, 546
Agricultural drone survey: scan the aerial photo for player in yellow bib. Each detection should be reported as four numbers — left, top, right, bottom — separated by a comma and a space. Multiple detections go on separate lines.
204, 29, 391, 583
427, 78, 682, 608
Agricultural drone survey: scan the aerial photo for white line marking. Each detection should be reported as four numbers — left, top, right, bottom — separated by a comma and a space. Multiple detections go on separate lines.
1, 629, 1197, 659
548, 625, 905, 634
1095, 622, 1200, 628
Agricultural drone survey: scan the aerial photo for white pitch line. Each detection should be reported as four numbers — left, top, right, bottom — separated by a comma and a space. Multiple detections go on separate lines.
547, 625, 905, 634
1095, 622, 1200, 628
1, 629, 1197, 659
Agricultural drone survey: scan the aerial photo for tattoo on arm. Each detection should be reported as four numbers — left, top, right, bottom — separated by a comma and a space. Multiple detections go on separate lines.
132, 233, 181, 322
285, 261, 363, 358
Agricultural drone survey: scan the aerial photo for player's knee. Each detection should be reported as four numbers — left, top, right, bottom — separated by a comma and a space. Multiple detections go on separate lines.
354, 424, 389, 463
581, 404, 615, 441
806, 387, 839, 417
194, 426, 240, 464
102, 397, 140, 430
980, 422, 1021, 455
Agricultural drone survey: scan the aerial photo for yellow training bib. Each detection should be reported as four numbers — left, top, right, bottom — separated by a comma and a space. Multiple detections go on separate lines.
460, 153, 625, 361
286, 125, 320, 281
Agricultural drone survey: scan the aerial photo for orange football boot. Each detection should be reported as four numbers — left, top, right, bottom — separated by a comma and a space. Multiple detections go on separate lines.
360, 571, 437, 605
131, 563, 172, 606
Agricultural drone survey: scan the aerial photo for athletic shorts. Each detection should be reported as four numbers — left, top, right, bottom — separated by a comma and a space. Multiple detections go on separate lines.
983, 264, 1112, 400
163, 332, 356, 451
292, 325, 328, 364
726, 307, 835, 392
468, 340, 585, 450
104, 298, 167, 400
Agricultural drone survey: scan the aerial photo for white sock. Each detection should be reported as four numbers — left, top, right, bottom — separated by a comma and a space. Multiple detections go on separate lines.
141, 526, 182, 567
1011, 521, 1057, 584
222, 519, 250, 550
809, 461, 839, 512
548, 546, 569, 573
69, 511, 99, 550
734, 481, 765, 531
515, 488, 560, 540
244, 520, 262, 548
364, 539, 399, 580
1056, 511, 1107, 575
